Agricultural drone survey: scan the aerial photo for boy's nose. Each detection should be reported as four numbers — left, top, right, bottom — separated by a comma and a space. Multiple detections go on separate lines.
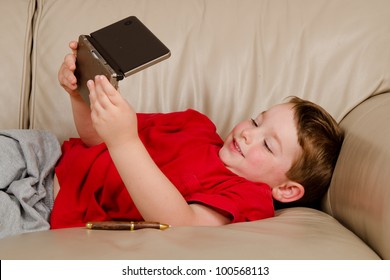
241, 127, 255, 144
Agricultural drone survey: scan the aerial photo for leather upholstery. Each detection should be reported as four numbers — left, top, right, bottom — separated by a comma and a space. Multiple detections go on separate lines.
0, 0, 389, 259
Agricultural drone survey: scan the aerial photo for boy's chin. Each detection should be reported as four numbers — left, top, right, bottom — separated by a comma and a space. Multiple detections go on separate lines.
218, 147, 230, 166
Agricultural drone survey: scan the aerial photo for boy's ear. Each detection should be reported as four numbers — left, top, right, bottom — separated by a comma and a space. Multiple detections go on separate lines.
272, 181, 305, 203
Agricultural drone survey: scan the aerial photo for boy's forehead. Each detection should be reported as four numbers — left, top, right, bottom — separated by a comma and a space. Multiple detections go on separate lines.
257, 103, 299, 137
256, 103, 294, 118
255, 103, 301, 157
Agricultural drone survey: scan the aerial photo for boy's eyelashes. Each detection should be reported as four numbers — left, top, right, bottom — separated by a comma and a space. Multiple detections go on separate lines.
251, 118, 273, 154
251, 118, 258, 127
264, 140, 273, 154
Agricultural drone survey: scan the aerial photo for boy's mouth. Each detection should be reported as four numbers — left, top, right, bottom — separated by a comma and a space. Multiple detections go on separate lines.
233, 139, 245, 157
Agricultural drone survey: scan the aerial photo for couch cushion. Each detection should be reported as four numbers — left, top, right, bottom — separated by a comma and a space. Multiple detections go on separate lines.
0, 208, 379, 259
324, 93, 390, 260
29, 0, 390, 142
0, 0, 35, 129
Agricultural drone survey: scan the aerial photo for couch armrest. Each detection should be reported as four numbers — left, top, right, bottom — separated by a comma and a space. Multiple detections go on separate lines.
324, 93, 390, 259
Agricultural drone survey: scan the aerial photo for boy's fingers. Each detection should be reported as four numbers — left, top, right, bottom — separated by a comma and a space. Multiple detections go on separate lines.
64, 54, 76, 70
97, 75, 123, 106
59, 66, 74, 88
89, 79, 106, 116
87, 80, 97, 106
93, 76, 113, 109
60, 64, 76, 86
69, 41, 78, 55
58, 54, 77, 88
67, 74, 77, 89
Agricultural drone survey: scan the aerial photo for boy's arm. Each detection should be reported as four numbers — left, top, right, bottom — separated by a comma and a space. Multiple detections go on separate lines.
88, 76, 230, 226
69, 94, 103, 146
58, 41, 103, 146
109, 137, 230, 226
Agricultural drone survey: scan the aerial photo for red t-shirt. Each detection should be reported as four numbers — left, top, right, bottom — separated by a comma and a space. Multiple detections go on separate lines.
50, 109, 274, 228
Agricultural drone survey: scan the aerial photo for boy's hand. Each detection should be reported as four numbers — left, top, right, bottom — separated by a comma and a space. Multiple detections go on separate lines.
88, 75, 138, 148
58, 41, 79, 97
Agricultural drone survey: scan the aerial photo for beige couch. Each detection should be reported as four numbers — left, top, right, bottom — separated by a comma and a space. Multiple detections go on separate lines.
0, 0, 389, 260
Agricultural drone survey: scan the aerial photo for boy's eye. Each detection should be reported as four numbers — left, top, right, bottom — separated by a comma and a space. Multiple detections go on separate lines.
252, 118, 273, 153
251, 118, 258, 127
264, 140, 273, 154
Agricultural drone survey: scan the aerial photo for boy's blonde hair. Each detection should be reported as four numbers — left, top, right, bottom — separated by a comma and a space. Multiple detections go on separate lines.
281, 96, 344, 209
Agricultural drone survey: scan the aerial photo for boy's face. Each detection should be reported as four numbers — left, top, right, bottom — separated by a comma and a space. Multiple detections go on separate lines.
219, 103, 302, 189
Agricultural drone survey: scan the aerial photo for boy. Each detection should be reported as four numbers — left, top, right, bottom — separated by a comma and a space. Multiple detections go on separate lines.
51, 41, 343, 228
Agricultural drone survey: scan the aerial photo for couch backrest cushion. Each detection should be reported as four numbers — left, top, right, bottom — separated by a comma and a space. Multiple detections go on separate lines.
29, 0, 390, 143
0, 0, 35, 129
324, 93, 390, 260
